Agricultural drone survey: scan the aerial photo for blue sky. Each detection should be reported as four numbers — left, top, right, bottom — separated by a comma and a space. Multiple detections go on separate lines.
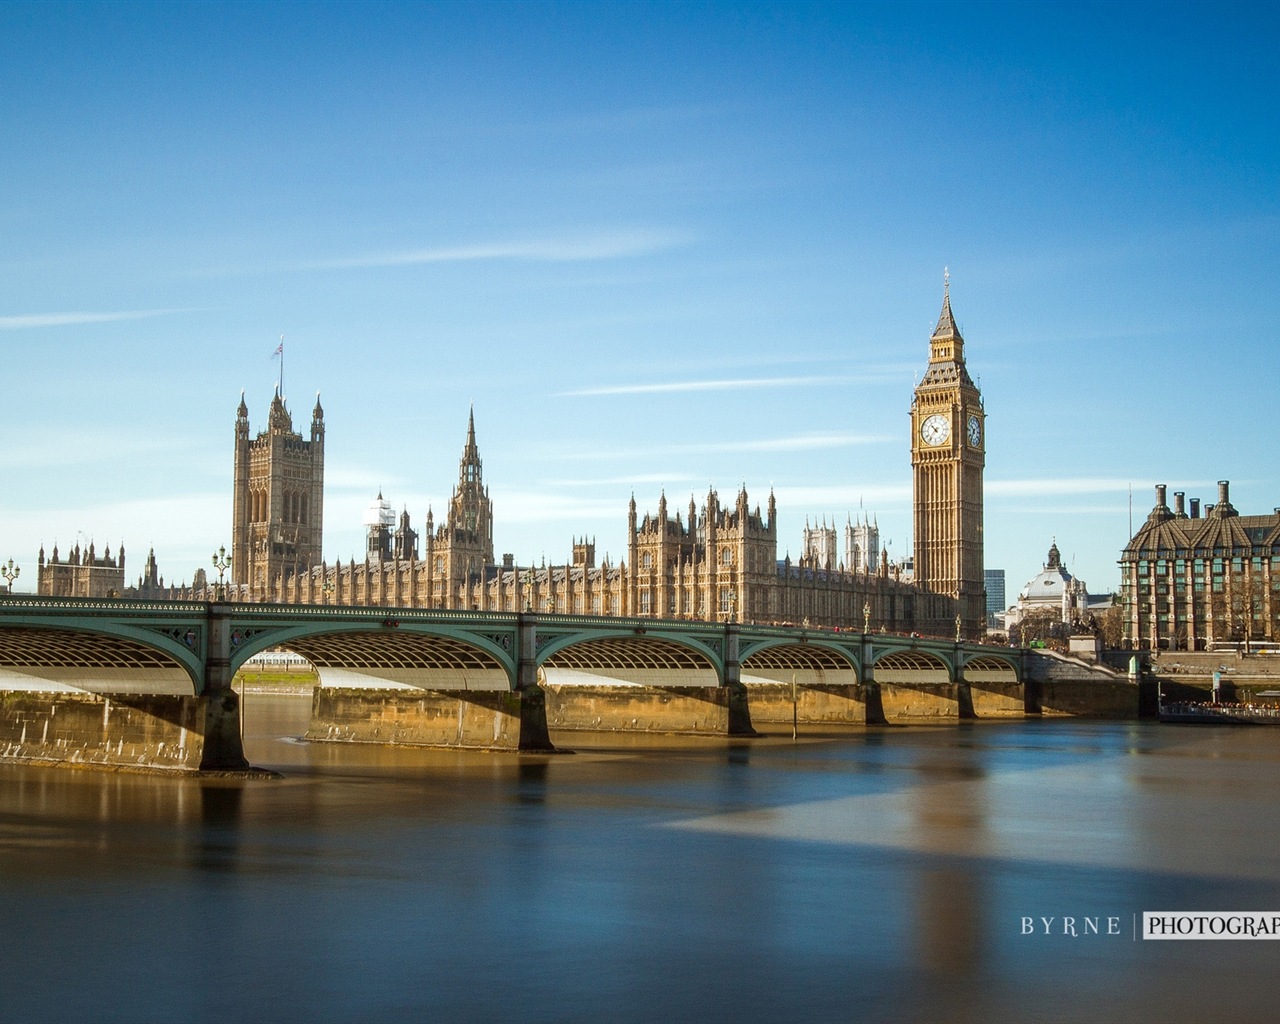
1, 0, 1276, 600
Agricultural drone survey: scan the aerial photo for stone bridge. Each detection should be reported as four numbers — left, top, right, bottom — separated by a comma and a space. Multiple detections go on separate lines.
0, 597, 1126, 773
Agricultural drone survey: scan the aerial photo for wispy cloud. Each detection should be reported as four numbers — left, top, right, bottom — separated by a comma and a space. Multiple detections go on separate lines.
0, 428, 202, 469
552, 434, 890, 461
559, 374, 900, 397
549, 473, 702, 487
773, 484, 912, 509
986, 478, 1141, 497
305, 228, 692, 271
489, 490, 622, 524
0, 309, 186, 330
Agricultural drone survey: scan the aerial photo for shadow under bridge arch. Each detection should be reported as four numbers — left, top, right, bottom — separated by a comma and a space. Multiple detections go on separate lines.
261, 627, 514, 691
870, 649, 954, 685
740, 642, 860, 687
537, 634, 720, 688
962, 655, 1020, 686
0, 624, 200, 696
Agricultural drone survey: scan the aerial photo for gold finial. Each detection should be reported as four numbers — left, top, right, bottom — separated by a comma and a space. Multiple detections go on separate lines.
943, 266, 950, 295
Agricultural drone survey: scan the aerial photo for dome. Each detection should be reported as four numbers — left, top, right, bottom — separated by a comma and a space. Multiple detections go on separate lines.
1017, 539, 1075, 606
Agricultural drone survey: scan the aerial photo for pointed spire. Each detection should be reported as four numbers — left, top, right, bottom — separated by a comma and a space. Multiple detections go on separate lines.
933, 268, 961, 342
465, 404, 478, 456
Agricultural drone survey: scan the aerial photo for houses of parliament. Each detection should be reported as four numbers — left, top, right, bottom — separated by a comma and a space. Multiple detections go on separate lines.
42, 286, 989, 637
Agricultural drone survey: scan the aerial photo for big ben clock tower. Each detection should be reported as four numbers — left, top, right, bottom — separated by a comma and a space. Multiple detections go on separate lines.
911, 273, 985, 637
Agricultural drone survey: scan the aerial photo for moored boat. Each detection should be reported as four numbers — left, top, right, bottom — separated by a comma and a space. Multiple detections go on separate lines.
1159, 700, 1280, 725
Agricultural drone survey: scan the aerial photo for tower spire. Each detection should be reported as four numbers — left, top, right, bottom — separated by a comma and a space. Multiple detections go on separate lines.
464, 404, 478, 461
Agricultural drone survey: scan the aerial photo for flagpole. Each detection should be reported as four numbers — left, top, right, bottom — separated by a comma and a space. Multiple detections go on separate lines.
279, 335, 285, 398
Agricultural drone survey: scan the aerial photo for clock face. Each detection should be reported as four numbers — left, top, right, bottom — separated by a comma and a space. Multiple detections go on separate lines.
967, 415, 982, 447
920, 413, 950, 446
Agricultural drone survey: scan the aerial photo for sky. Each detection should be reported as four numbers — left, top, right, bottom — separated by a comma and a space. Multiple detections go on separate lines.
1, 0, 1276, 601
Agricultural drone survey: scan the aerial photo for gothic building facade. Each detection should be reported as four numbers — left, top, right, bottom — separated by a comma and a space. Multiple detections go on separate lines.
37, 541, 125, 598
1120, 482, 1280, 650
209, 287, 974, 635
231, 388, 325, 594
133, 286, 983, 637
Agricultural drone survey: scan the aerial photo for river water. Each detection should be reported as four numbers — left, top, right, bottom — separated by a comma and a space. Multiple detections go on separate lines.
2, 695, 1279, 1023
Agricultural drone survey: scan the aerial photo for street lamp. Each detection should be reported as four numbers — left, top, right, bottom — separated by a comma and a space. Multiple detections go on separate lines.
955, 614, 963, 642
1, 558, 18, 594
863, 601, 871, 634
211, 546, 231, 601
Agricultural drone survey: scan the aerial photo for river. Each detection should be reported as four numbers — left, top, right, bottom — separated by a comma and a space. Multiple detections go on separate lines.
2, 695, 1278, 1023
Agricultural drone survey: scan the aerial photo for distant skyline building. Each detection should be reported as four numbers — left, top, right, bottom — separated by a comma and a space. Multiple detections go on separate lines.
1003, 540, 1108, 635
984, 569, 1005, 629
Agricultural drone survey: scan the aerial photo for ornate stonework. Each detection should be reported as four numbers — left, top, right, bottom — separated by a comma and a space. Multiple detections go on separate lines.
231, 389, 325, 593
911, 278, 986, 637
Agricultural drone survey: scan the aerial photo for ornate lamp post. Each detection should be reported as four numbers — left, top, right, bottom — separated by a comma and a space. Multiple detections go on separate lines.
321, 577, 334, 606
955, 614, 963, 642
211, 546, 231, 601
1, 558, 19, 594
523, 568, 535, 612
863, 600, 871, 635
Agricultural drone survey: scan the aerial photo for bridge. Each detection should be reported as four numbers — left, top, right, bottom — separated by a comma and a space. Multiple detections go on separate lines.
0, 597, 1126, 773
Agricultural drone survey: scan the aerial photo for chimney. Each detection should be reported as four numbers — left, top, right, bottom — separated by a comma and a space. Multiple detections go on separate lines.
1155, 484, 1167, 507
1218, 480, 1230, 505
1173, 491, 1186, 517
1190, 498, 1201, 519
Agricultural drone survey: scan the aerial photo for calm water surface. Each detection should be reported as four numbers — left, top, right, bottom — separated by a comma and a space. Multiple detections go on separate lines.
2, 696, 1279, 1023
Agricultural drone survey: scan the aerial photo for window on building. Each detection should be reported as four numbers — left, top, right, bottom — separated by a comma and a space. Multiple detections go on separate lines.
640, 592, 651, 614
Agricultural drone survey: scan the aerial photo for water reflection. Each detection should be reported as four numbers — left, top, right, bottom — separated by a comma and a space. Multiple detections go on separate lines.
3, 699, 1280, 1023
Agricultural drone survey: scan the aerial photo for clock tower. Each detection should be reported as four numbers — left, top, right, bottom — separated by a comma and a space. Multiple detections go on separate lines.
911, 275, 986, 636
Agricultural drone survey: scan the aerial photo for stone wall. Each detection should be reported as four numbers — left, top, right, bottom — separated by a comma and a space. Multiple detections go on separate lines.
0, 691, 209, 771
306, 686, 553, 751
542, 684, 735, 735
1025, 650, 1137, 717
1148, 651, 1280, 704
741, 683, 871, 725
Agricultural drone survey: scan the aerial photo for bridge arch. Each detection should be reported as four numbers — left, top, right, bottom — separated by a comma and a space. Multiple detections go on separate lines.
961, 654, 1020, 684
0, 622, 202, 695
870, 649, 953, 685
537, 632, 720, 687
230, 622, 517, 691
739, 640, 860, 687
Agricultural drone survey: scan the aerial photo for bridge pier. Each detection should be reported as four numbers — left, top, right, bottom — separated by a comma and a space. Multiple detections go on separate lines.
723, 622, 758, 738
515, 613, 554, 751
199, 604, 251, 771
